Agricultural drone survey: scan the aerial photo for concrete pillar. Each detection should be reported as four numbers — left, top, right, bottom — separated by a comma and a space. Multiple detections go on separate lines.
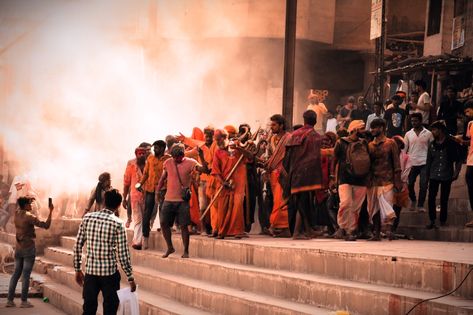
282, 0, 297, 128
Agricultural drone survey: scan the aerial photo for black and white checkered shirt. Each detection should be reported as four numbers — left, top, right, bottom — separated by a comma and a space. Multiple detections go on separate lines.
73, 209, 133, 280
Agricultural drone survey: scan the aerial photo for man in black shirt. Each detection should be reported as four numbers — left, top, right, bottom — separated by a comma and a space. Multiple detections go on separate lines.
385, 95, 406, 138
437, 86, 463, 135
425, 121, 462, 229
350, 96, 372, 123
337, 96, 355, 130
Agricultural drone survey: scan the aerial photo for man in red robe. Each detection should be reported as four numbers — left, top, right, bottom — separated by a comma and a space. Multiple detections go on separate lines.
211, 129, 253, 239
283, 110, 324, 239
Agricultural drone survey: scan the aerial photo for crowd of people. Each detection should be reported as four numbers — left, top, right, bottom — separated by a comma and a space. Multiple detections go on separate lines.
2, 80, 473, 247
3, 80, 473, 312
88, 80, 473, 251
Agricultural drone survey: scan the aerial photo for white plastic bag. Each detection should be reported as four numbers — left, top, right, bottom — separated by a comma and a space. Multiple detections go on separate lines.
117, 287, 139, 315
378, 187, 396, 225
150, 203, 161, 231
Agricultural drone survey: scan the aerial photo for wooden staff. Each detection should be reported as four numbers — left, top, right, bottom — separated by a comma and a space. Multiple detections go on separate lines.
200, 127, 261, 221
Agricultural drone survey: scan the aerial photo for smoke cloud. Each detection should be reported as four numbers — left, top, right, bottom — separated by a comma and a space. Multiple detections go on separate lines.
0, 0, 284, 205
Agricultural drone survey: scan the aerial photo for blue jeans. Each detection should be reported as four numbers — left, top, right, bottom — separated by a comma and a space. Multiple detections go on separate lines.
7, 247, 36, 301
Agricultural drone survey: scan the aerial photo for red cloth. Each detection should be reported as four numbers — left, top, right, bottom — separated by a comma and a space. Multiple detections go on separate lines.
189, 183, 200, 225
269, 169, 289, 228
283, 125, 323, 196
191, 127, 205, 141
315, 150, 333, 203
212, 149, 247, 236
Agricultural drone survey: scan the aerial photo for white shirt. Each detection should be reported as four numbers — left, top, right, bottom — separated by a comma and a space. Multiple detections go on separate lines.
365, 113, 384, 130
467, 121, 473, 166
325, 118, 338, 133
416, 92, 431, 124
307, 103, 327, 132
403, 127, 433, 166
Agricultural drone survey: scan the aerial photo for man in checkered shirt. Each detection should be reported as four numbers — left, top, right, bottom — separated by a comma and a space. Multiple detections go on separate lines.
73, 189, 136, 315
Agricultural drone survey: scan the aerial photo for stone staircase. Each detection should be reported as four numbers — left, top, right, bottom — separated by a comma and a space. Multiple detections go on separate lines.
395, 166, 473, 242
34, 234, 331, 314
30, 231, 473, 315
0, 218, 81, 254
397, 200, 473, 242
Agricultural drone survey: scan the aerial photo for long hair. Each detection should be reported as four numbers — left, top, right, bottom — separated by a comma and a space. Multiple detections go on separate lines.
95, 172, 110, 204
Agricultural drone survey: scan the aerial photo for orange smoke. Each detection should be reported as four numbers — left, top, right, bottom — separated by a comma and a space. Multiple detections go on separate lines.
0, 0, 284, 207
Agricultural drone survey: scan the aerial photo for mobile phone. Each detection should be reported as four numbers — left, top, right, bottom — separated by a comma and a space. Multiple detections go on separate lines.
48, 197, 53, 208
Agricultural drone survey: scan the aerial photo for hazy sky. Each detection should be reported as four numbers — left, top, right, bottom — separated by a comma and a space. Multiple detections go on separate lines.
0, 0, 285, 200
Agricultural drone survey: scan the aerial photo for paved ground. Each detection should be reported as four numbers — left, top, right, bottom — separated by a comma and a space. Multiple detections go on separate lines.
0, 298, 66, 314
0, 273, 14, 297
203, 234, 473, 264
0, 271, 42, 297
0, 273, 65, 314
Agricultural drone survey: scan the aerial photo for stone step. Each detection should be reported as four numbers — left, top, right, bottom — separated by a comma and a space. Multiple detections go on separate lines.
398, 210, 473, 227
45, 245, 473, 314
43, 265, 214, 315
130, 250, 473, 315
34, 256, 62, 274
42, 280, 99, 315
0, 231, 16, 245
44, 247, 74, 267
4, 218, 81, 235
60, 235, 76, 250
445, 198, 472, 212
0, 272, 43, 299
127, 267, 334, 315
60, 234, 473, 300
1, 218, 81, 255
397, 225, 473, 242
44, 247, 333, 314
148, 233, 473, 299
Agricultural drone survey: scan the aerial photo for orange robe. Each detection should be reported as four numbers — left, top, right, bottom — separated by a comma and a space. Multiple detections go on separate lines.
181, 136, 217, 230
183, 128, 207, 227
206, 142, 219, 231
184, 148, 201, 226
189, 182, 200, 225
212, 148, 247, 236
267, 133, 291, 229
269, 169, 289, 228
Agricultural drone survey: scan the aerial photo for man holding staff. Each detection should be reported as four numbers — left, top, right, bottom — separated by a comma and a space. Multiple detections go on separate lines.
211, 129, 254, 239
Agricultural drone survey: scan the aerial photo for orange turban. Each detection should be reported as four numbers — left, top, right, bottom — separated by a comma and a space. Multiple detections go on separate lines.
348, 120, 365, 133
223, 125, 237, 135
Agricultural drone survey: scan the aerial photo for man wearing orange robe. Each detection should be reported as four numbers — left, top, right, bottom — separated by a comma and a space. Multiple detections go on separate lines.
266, 114, 291, 237
211, 129, 253, 239
200, 128, 216, 234
206, 140, 219, 235
184, 128, 205, 231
